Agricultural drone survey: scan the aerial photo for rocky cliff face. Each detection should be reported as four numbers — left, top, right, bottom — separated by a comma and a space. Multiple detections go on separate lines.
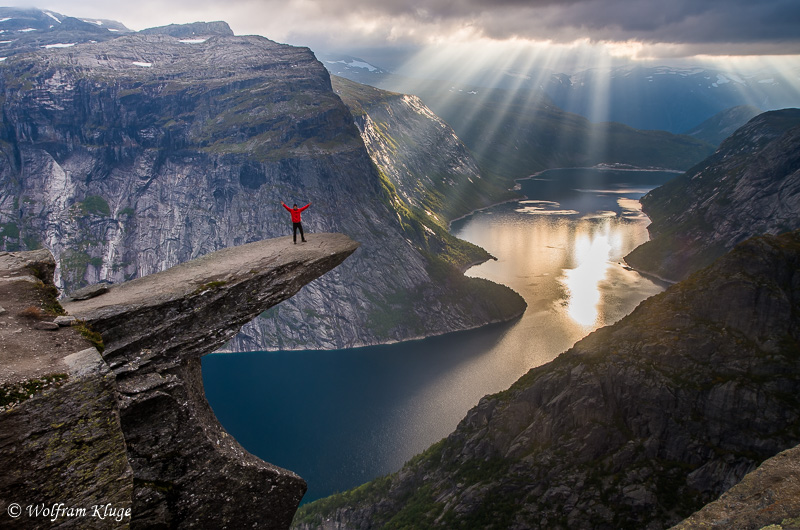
625, 109, 800, 282
0, 25, 524, 351
331, 76, 514, 224
2, 234, 358, 528
294, 230, 800, 529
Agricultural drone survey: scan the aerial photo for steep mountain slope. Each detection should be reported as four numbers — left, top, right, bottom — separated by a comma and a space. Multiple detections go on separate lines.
331, 76, 515, 224
625, 109, 800, 282
0, 29, 524, 351
683, 105, 763, 146
294, 229, 800, 529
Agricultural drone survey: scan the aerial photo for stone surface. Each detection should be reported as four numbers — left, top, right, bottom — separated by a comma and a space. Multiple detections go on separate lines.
66, 283, 110, 301
0, 250, 92, 386
1, 250, 132, 529
671, 444, 800, 529
294, 230, 800, 529
0, 347, 133, 529
63, 233, 359, 528
54, 315, 76, 326
32, 321, 59, 330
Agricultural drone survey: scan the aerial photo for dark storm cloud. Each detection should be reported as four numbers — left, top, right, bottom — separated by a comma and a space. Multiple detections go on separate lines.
305, 0, 800, 52
4, 0, 798, 57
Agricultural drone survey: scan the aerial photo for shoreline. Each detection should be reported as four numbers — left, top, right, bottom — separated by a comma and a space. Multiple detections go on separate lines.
621, 257, 677, 288
224, 165, 678, 355
449, 164, 683, 229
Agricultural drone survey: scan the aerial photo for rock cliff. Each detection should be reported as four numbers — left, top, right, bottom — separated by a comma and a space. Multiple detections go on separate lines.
294, 230, 800, 529
1, 248, 132, 528
331, 76, 515, 224
625, 109, 800, 282
1, 233, 358, 528
0, 24, 525, 351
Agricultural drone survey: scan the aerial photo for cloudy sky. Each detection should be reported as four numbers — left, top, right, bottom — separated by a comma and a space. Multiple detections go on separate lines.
6, 0, 800, 68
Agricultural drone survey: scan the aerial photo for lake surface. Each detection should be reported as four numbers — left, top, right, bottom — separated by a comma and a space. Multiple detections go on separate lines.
202, 167, 678, 503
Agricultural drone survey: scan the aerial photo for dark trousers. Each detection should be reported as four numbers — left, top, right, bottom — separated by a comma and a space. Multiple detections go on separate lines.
293, 222, 305, 242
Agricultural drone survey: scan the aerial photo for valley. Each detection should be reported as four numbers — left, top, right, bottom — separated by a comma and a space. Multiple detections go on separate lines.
1, 5, 799, 530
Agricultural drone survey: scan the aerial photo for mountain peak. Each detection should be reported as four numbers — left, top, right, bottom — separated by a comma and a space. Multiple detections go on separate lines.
140, 20, 234, 38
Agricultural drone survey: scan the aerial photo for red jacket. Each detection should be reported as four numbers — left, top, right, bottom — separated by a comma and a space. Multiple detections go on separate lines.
283, 202, 310, 223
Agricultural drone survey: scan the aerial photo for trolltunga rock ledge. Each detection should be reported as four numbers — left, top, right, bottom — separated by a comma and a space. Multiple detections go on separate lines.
3, 233, 358, 528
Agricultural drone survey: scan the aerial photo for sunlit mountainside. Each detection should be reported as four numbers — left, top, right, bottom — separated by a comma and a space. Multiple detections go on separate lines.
323, 55, 717, 183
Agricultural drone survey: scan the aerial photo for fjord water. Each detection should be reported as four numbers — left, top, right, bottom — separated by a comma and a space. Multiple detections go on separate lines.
202, 168, 677, 503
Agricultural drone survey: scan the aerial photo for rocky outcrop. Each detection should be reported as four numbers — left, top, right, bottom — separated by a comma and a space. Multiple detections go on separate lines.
625, 109, 800, 282
294, 230, 800, 529
0, 23, 524, 352
2, 234, 358, 528
1, 249, 132, 529
671, 443, 800, 529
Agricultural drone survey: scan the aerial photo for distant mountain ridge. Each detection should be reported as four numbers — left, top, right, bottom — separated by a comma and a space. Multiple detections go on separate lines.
684, 105, 763, 146
0, 7, 131, 58
544, 65, 800, 133
322, 55, 800, 138
625, 108, 800, 282
325, 62, 717, 183
396, 84, 716, 183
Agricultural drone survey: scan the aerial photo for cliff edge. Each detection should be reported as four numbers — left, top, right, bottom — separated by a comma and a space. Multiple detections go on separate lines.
1, 233, 359, 528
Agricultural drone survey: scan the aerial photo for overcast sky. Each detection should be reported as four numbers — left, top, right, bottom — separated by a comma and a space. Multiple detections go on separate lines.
6, 0, 800, 68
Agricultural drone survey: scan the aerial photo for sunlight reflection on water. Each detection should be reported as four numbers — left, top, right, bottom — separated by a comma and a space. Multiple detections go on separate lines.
203, 168, 679, 504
